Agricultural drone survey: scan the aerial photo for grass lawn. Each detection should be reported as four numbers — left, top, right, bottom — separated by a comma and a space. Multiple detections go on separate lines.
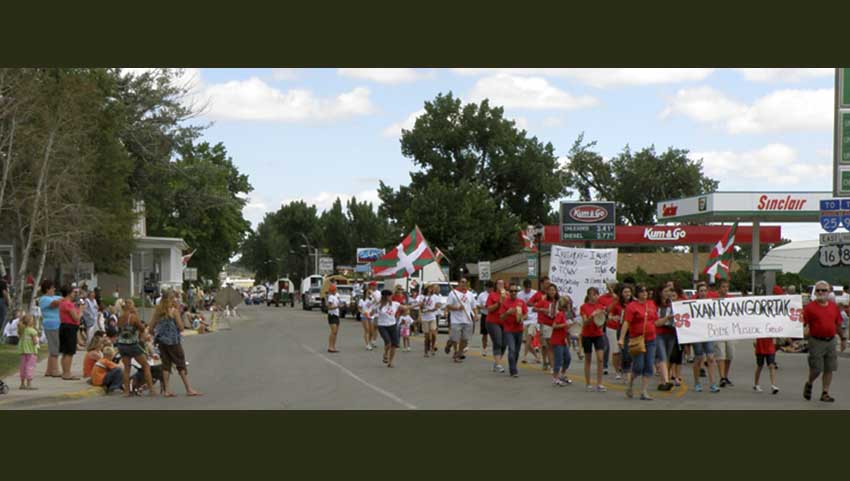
0, 343, 47, 379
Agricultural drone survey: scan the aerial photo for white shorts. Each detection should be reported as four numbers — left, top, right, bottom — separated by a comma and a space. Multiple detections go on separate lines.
420, 319, 437, 332
715, 340, 734, 361
524, 323, 538, 336
605, 328, 620, 354
539, 325, 553, 340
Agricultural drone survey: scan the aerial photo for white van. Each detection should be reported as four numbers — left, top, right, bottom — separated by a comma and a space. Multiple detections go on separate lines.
301, 275, 324, 310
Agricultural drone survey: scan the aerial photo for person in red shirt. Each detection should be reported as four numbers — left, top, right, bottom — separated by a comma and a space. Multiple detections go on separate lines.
653, 284, 675, 392
609, 285, 632, 380
597, 280, 618, 375
529, 277, 553, 369
58, 285, 83, 380
391, 286, 407, 304
498, 284, 528, 378
548, 284, 572, 386
802, 281, 848, 402
753, 338, 779, 394
618, 285, 658, 400
485, 279, 508, 373
579, 287, 607, 392
712, 280, 736, 388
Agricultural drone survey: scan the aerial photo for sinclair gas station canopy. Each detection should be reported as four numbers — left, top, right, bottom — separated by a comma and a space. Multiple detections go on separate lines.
656, 191, 830, 290
657, 191, 831, 223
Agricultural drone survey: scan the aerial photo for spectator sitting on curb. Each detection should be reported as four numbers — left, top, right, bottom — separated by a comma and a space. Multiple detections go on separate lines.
91, 346, 124, 394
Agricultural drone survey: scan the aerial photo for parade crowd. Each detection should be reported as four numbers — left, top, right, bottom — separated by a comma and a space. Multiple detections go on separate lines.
329, 276, 848, 402
2, 280, 203, 398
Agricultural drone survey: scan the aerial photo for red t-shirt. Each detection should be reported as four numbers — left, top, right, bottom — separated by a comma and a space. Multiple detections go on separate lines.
598, 293, 615, 309
535, 297, 556, 326
608, 302, 625, 329
772, 285, 785, 295
499, 298, 528, 333
579, 302, 605, 338
706, 290, 719, 299
391, 294, 406, 304
623, 300, 658, 341
550, 312, 568, 346
655, 302, 675, 335
803, 301, 842, 339
486, 291, 506, 324
755, 338, 776, 355
59, 299, 80, 326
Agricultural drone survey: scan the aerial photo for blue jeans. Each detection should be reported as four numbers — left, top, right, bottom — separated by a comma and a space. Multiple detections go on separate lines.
488, 323, 505, 357
552, 344, 572, 374
504, 331, 523, 375
656, 333, 676, 362
620, 330, 632, 370
602, 327, 609, 369
631, 339, 657, 378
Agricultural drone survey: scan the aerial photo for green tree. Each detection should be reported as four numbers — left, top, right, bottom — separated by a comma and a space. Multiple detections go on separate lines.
565, 133, 719, 225
320, 198, 354, 266
147, 141, 252, 282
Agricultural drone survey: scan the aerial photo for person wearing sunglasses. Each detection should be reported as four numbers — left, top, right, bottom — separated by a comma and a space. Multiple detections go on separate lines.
499, 284, 528, 378
802, 281, 848, 402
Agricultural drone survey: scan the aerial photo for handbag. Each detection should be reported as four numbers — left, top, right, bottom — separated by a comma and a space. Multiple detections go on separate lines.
628, 304, 648, 357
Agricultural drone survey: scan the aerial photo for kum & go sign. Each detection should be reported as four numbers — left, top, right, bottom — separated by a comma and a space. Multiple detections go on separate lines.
542, 225, 781, 245
657, 192, 830, 221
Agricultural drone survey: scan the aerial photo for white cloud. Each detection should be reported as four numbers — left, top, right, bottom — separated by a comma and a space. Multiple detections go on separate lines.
453, 68, 714, 88
338, 68, 433, 84
382, 109, 425, 137
469, 74, 598, 110
692, 144, 831, 186
736, 68, 834, 83
201, 78, 375, 122
283, 190, 381, 213
541, 116, 565, 128
240, 193, 271, 228
271, 68, 299, 80
660, 86, 833, 134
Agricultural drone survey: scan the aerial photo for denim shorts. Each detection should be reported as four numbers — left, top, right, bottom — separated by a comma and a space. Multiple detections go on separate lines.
631, 339, 656, 377
378, 325, 400, 348
656, 333, 676, 362
691, 342, 714, 357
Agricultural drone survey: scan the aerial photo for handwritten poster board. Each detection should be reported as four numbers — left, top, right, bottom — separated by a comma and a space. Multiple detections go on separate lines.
548, 246, 617, 303
672, 295, 804, 343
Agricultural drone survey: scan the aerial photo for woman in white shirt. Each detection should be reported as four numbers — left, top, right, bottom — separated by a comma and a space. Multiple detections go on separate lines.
358, 286, 374, 351
375, 290, 402, 368
326, 284, 341, 353
420, 284, 442, 358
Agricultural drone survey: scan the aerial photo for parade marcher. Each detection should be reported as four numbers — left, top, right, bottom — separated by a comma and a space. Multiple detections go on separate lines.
150, 292, 202, 397
326, 284, 341, 353
544, 284, 572, 386
619, 285, 658, 400
38, 280, 63, 378
802, 280, 847, 402
668, 287, 685, 386
58, 285, 83, 380
610, 285, 633, 380
499, 284, 528, 377
370, 281, 382, 348
713, 280, 735, 387
477, 282, 492, 356
689, 282, 720, 393
534, 276, 554, 370
654, 284, 675, 391
358, 286, 373, 351
579, 287, 607, 392
376, 290, 402, 368
399, 307, 413, 351
116, 300, 156, 397
517, 279, 542, 365
753, 337, 779, 394
445, 278, 477, 363
420, 284, 441, 358
597, 280, 618, 375
486, 279, 508, 373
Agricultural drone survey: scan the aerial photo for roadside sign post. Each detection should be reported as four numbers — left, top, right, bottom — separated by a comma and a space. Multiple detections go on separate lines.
478, 261, 491, 281
318, 257, 334, 275
834, 68, 850, 196
559, 201, 616, 241
527, 255, 538, 279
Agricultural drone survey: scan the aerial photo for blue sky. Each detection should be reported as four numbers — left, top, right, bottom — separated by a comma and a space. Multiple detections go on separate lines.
144, 68, 838, 242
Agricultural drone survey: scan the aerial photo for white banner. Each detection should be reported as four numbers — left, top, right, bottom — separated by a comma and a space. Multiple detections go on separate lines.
548, 246, 617, 303
478, 261, 491, 281
673, 295, 804, 343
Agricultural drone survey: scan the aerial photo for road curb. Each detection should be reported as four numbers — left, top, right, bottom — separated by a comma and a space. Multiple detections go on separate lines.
0, 385, 103, 409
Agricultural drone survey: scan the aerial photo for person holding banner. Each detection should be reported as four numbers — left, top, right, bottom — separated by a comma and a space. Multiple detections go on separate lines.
486, 279, 508, 373
499, 284, 528, 378
714, 281, 735, 387
579, 287, 607, 392
445, 278, 477, 363
689, 283, 720, 393
477, 283, 492, 357
619, 285, 658, 400
802, 281, 847, 403
654, 285, 675, 392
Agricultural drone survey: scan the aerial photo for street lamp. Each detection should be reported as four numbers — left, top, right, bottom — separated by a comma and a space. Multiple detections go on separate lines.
298, 232, 319, 275
534, 223, 544, 290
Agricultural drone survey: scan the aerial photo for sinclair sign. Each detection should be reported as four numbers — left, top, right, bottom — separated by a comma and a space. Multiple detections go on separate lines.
657, 192, 829, 222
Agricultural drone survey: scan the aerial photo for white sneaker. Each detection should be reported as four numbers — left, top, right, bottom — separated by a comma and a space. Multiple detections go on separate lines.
366, 344, 373, 351
753, 385, 763, 392
771, 385, 780, 395
596, 385, 607, 393
586, 384, 594, 392
615, 372, 623, 380
495, 365, 505, 373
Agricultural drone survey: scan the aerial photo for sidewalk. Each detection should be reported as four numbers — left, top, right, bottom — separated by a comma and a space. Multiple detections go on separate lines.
0, 328, 206, 409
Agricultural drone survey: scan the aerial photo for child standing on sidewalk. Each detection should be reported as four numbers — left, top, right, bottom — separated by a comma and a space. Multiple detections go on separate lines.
753, 337, 779, 394
399, 307, 414, 352
17, 314, 39, 390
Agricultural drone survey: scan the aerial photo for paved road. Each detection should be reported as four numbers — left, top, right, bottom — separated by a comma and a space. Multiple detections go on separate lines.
32, 305, 850, 410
